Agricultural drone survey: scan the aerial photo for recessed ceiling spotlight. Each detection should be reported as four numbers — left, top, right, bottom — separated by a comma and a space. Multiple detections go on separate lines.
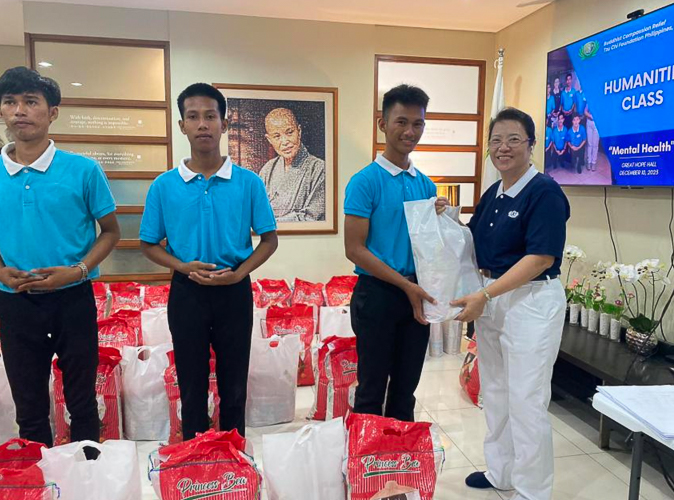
38, 61, 52, 68
71, 82, 83, 87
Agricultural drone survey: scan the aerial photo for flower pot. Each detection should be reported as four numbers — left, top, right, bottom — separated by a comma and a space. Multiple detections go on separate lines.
609, 319, 621, 342
580, 307, 589, 329
569, 303, 581, 325
626, 327, 658, 355
599, 313, 611, 337
588, 309, 599, 333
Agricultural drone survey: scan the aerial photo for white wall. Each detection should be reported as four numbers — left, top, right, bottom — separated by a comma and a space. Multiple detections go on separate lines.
24, 2, 497, 284
496, 0, 674, 341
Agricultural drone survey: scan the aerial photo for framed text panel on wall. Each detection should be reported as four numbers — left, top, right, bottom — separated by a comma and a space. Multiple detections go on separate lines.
373, 55, 486, 221
27, 33, 173, 282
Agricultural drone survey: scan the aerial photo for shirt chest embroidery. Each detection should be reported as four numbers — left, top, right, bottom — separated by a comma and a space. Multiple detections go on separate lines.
508, 210, 519, 219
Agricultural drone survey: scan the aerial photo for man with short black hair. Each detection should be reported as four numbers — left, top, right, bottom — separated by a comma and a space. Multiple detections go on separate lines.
0, 67, 120, 447
140, 83, 278, 438
344, 84, 446, 421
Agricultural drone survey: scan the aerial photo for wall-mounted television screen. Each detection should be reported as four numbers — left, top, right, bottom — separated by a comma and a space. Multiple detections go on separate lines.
544, 3, 674, 186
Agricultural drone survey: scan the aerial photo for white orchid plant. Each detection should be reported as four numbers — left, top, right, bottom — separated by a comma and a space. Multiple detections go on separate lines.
605, 259, 672, 335
563, 245, 587, 303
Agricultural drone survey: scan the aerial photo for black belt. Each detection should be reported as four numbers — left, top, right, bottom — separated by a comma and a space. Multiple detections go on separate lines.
480, 269, 559, 281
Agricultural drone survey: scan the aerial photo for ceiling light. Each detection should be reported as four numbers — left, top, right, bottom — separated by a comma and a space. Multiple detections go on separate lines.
71, 82, 83, 87
38, 61, 52, 68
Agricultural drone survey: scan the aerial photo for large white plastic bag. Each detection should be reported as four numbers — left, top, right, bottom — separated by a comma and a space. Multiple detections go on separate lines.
121, 343, 172, 440
0, 353, 19, 443
140, 307, 172, 346
319, 306, 355, 341
38, 439, 141, 500
404, 199, 483, 323
263, 417, 346, 500
246, 334, 302, 427
253, 307, 268, 338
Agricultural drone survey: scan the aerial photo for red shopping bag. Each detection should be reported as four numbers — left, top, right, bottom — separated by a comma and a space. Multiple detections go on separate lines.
309, 336, 358, 420
0, 465, 58, 500
52, 347, 123, 444
92, 282, 109, 320
345, 413, 443, 500
325, 276, 358, 306
265, 305, 317, 386
109, 282, 143, 314
164, 351, 220, 444
291, 278, 325, 307
149, 429, 262, 500
253, 279, 292, 308
0, 439, 45, 470
143, 285, 171, 310
459, 339, 480, 406
97, 313, 139, 350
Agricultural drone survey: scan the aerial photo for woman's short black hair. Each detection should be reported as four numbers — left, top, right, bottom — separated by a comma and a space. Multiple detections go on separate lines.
177, 83, 227, 120
0, 67, 61, 107
382, 84, 430, 119
488, 107, 536, 142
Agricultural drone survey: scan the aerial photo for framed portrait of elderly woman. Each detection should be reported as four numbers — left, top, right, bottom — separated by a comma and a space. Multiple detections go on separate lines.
214, 83, 338, 235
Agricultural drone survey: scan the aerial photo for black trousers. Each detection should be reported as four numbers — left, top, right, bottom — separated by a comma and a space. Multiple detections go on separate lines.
571, 145, 587, 173
350, 274, 430, 422
0, 282, 99, 447
167, 272, 253, 439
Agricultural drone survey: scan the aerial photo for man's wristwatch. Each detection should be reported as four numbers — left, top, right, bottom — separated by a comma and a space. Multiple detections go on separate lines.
71, 262, 89, 281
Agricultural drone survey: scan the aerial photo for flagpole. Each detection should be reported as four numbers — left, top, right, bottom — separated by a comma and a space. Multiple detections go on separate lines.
481, 48, 506, 194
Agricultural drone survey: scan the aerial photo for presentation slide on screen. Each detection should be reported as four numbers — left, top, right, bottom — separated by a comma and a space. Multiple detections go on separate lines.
544, 4, 674, 186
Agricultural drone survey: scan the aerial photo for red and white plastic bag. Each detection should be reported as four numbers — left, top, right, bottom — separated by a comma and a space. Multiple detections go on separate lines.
262, 418, 346, 500
0, 439, 45, 471
38, 439, 141, 500
291, 278, 325, 307
253, 279, 292, 308
141, 307, 172, 346
149, 429, 262, 500
460, 338, 480, 407
52, 347, 123, 445
92, 281, 109, 320
0, 464, 59, 500
319, 306, 355, 341
0, 353, 18, 443
108, 282, 143, 314
246, 335, 302, 427
143, 284, 171, 310
309, 336, 358, 421
164, 351, 220, 444
265, 305, 317, 386
121, 343, 172, 440
97, 313, 139, 350
325, 276, 358, 307
344, 413, 444, 500
252, 308, 267, 338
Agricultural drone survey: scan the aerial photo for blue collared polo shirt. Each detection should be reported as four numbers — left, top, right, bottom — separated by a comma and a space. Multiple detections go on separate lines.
139, 157, 276, 270
546, 95, 556, 117
567, 125, 587, 148
468, 167, 570, 278
344, 155, 437, 277
552, 125, 568, 151
561, 88, 576, 112
0, 141, 116, 293
545, 127, 553, 149
575, 90, 587, 116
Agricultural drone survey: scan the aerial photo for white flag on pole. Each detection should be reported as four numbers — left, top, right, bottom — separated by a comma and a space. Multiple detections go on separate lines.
481, 49, 506, 194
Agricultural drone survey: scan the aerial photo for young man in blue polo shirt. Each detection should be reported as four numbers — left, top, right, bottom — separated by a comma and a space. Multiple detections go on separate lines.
560, 73, 576, 129
344, 84, 442, 422
567, 114, 587, 174
0, 67, 120, 447
551, 113, 568, 170
140, 83, 278, 438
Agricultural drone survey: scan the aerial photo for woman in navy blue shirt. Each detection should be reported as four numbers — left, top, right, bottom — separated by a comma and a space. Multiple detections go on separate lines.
452, 108, 570, 500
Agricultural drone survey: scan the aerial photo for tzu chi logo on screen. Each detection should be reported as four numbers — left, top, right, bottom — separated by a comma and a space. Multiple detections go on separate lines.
579, 40, 600, 60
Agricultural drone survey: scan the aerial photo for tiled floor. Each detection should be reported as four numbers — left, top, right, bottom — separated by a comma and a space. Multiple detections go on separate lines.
137, 353, 674, 499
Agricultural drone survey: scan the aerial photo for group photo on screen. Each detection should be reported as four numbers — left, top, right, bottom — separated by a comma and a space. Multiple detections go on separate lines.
544, 48, 612, 186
